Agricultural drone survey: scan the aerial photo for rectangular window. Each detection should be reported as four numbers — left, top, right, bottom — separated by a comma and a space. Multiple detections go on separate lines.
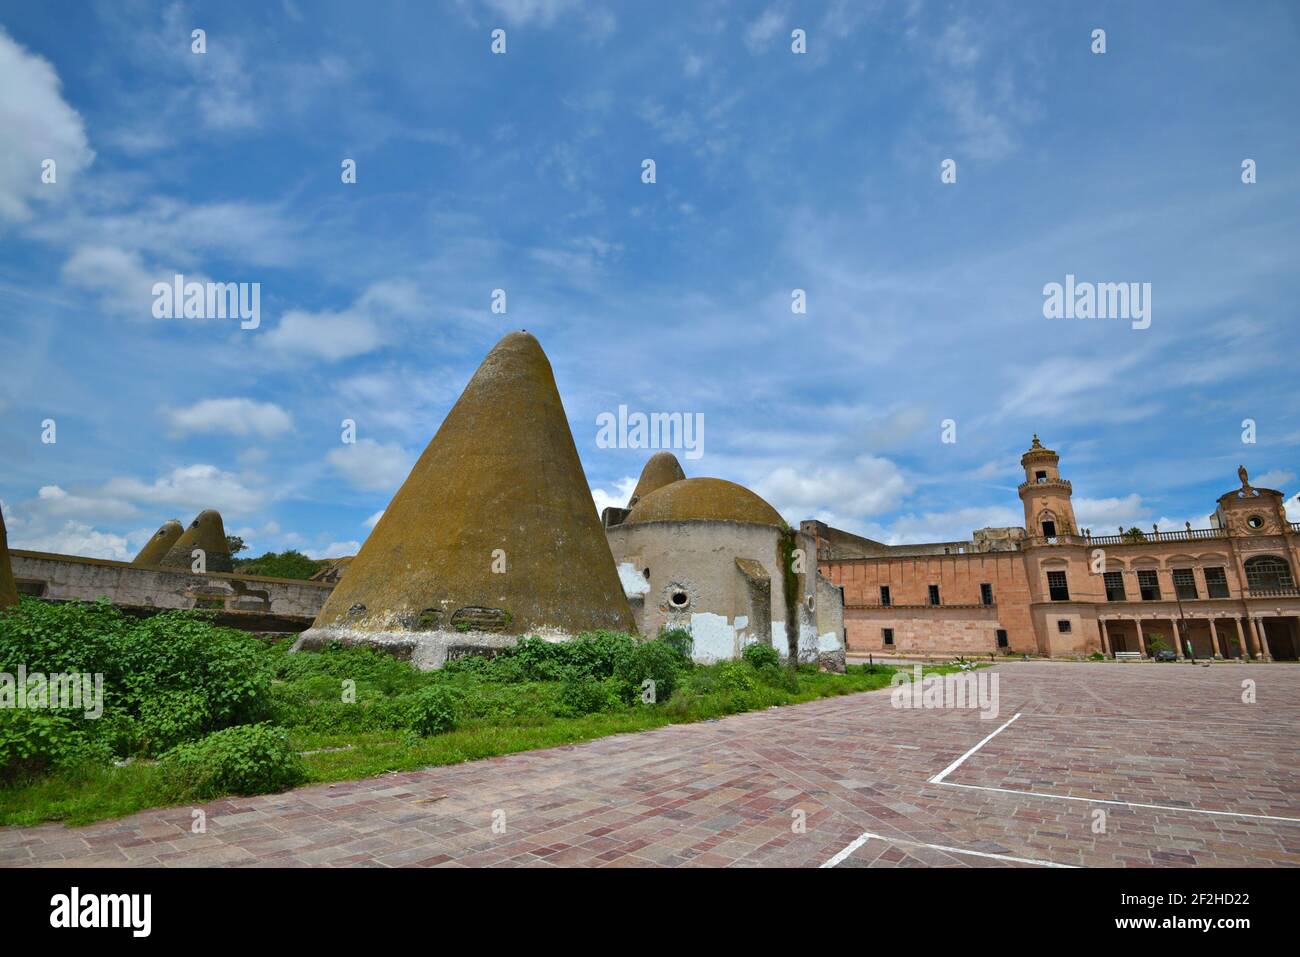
1035, 471, 1047, 483
1204, 567, 1229, 598
928, 584, 941, 606
1057, 619, 1072, 633
1042, 520, 1057, 538
1137, 569, 1161, 601
882, 628, 894, 646
1047, 570, 1070, 601
1173, 568, 1198, 600
1103, 571, 1126, 602
880, 585, 891, 607
995, 628, 1009, 648
980, 583, 994, 606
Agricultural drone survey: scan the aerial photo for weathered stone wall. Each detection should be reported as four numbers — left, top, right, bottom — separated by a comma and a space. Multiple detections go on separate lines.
607, 519, 794, 663
9, 550, 332, 631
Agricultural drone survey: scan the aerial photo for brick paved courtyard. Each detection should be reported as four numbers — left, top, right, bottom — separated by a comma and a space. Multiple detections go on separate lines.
1, 661, 1297, 868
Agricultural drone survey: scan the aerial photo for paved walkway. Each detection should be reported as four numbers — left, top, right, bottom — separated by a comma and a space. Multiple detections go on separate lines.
2, 662, 1297, 867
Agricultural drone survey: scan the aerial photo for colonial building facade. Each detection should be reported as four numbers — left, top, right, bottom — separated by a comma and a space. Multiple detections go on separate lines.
809, 437, 1300, 660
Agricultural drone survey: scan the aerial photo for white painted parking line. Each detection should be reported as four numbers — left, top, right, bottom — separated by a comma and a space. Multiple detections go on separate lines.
928, 711, 1021, 784
938, 781, 1300, 824
821, 831, 1074, 869
924, 711, 1300, 824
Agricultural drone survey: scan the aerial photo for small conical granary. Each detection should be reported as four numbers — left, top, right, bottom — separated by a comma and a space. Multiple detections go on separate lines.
628, 451, 686, 508
295, 330, 634, 668
0, 507, 18, 610
132, 519, 183, 565
159, 510, 233, 573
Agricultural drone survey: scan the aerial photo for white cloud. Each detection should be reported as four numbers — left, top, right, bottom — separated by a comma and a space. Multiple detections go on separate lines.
34, 484, 137, 521
9, 520, 134, 560
591, 477, 636, 516
166, 398, 294, 438
363, 510, 385, 530
1253, 469, 1294, 491
745, 8, 786, 52
60, 244, 165, 318
0, 28, 94, 221
101, 464, 268, 515
305, 540, 360, 559
1072, 494, 1149, 533
755, 454, 906, 521
328, 439, 414, 492
859, 504, 1025, 545
480, 0, 583, 26
265, 280, 425, 362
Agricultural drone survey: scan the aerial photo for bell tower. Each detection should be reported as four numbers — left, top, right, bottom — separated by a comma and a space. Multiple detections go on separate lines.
1019, 435, 1078, 538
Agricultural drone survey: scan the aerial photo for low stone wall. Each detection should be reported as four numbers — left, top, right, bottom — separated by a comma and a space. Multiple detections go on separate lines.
8, 549, 333, 632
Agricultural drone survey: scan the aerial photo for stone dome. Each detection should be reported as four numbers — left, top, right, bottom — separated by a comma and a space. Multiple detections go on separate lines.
624, 477, 784, 527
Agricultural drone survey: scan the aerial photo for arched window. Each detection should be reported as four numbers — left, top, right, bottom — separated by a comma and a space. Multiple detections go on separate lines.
1244, 555, 1295, 590
1038, 509, 1058, 538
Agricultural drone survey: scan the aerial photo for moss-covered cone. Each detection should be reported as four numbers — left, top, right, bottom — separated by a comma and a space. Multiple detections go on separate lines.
132, 519, 183, 565
0, 507, 18, 610
311, 330, 634, 636
160, 510, 233, 573
628, 451, 686, 507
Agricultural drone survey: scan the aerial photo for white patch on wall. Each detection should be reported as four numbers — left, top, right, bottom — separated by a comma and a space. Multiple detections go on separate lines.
690, 612, 737, 663
771, 621, 788, 658
818, 631, 840, 653
616, 562, 651, 596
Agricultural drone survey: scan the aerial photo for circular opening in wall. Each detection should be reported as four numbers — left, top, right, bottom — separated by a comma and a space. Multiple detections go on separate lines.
670, 591, 689, 609
1247, 514, 1264, 529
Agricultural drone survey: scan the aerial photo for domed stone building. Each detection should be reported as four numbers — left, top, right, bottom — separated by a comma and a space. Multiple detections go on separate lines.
604, 456, 846, 669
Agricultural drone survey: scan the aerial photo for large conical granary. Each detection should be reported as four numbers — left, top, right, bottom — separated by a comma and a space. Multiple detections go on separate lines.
296, 330, 634, 668
0, 507, 18, 610
132, 519, 183, 565
159, 510, 233, 573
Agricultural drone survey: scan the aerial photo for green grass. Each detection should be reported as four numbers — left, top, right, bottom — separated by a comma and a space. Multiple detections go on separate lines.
0, 608, 972, 827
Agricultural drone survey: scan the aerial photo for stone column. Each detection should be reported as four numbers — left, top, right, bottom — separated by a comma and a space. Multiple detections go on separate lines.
1135, 618, 1147, 657
1209, 618, 1222, 658
1245, 616, 1262, 660
1099, 618, 1111, 658
1173, 618, 1186, 658
1254, 616, 1272, 661
1233, 617, 1247, 660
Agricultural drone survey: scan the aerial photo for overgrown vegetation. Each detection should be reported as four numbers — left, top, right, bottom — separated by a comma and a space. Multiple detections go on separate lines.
229, 549, 324, 580
0, 599, 950, 826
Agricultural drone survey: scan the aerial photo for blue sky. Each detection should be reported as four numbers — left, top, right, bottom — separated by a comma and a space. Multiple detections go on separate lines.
1, 0, 1297, 560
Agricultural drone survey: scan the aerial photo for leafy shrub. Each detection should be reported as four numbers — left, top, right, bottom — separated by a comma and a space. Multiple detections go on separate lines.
741, 642, 781, 670
156, 724, 306, 801
657, 627, 694, 660
754, 662, 799, 693
399, 686, 458, 736
0, 709, 113, 785
711, 660, 758, 694
136, 689, 211, 755
613, 639, 686, 704
556, 677, 620, 717
0, 600, 273, 766
230, 550, 323, 580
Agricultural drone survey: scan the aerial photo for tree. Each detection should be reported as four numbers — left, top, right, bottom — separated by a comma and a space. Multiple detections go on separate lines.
226, 535, 248, 556
1121, 527, 1146, 543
